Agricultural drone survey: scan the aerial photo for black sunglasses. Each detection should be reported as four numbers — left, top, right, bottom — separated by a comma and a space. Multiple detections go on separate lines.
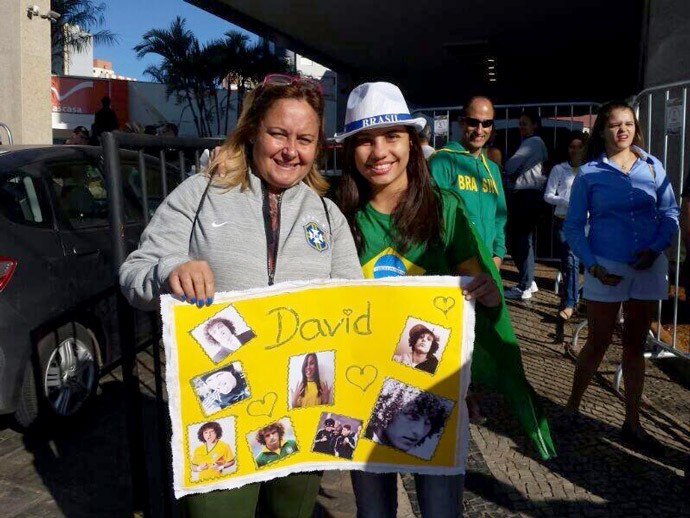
464, 117, 494, 128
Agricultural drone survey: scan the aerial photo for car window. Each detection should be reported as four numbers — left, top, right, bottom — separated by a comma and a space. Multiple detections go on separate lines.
48, 160, 109, 228
0, 170, 49, 227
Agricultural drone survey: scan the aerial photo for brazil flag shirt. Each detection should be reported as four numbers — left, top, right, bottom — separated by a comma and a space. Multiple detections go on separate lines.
354, 188, 556, 460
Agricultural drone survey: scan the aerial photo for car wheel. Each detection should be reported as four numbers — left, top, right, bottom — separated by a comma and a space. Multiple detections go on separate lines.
15, 322, 100, 428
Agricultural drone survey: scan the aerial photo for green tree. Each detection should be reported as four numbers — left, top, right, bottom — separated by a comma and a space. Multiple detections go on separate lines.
136, 20, 291, 137
50, 0, 118, 74
135, 17, 209, 136
205, 32, 291, 134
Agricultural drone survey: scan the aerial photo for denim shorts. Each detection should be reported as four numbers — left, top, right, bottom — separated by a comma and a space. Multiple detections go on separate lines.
583, 254, 669, 302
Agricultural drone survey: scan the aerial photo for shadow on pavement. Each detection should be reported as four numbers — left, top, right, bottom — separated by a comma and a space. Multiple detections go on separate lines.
471, 382, 689, 516
19, 379, 181, 518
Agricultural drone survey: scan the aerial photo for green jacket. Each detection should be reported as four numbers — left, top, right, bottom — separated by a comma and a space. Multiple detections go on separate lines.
429, 142, 507, 259
255, 439, 298, 467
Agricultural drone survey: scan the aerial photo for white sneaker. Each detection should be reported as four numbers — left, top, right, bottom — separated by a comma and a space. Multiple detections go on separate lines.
504, 286, 532, 300
529, 281, 539, 293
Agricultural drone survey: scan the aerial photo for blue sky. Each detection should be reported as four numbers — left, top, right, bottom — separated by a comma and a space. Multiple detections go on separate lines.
94, 0, 256, 81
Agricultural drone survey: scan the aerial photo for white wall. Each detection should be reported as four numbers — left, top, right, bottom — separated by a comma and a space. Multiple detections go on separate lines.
0, 0, 52, 144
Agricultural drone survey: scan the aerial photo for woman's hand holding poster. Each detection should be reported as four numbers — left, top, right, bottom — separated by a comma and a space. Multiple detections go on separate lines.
162, 277, 474, 498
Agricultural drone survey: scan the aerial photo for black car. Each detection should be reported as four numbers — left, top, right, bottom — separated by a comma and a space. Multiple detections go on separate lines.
0, 145, 181, 427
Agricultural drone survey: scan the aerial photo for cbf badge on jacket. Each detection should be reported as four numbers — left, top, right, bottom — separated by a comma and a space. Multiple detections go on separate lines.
304, 222, 329, 252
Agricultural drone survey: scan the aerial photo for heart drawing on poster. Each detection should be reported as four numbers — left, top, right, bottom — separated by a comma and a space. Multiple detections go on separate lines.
433, 296, 456, 318
345, 365, 378, 392
247, 392, 277, 417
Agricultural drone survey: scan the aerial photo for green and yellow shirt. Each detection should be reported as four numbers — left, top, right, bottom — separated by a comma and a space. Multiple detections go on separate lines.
429, 142, 507, 259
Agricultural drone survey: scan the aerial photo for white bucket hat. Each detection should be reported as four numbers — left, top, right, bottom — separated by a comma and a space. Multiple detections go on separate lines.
333, 82, 427, 142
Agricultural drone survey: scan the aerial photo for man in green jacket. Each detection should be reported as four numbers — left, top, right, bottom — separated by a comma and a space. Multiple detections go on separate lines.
429, 96, 507, 270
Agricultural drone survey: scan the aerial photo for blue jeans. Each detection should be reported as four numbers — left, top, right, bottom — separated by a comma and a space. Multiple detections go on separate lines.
508, 189, 542, 291
555, 218, 579, 308
350, 471, 464, 518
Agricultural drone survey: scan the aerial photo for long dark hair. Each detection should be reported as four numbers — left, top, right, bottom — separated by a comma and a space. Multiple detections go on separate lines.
300, 353, 322, 398
408, 325, 440, 356
335, 126, 443, 253
586, 101, 644, 161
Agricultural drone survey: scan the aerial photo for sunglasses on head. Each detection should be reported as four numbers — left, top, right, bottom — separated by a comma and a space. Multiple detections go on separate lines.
464, 117, 494, 128
262, 73, 323, 94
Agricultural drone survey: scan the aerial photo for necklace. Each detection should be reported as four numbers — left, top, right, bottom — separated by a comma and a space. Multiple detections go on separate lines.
616, 153, 636, 172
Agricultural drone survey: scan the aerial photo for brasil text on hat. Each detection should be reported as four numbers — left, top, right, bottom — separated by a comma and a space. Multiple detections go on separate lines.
333, 82, 427, 142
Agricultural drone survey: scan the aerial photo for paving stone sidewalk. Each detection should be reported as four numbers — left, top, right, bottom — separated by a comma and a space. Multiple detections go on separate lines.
472, 262, 690, 517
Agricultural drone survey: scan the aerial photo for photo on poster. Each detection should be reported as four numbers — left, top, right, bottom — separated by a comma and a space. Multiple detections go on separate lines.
191, 362, 250, 415
311, 412, 362, 460
287, 351, 335, 409
190, 305, 256, 363
391, 317, 451, 375
247, 417, 299, 468
187, 416, 237, 483
364, 378, 454, 460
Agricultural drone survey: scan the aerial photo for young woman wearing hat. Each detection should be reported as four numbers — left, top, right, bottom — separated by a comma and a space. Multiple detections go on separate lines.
120, 74, 363, 517
333, 81, 508, 518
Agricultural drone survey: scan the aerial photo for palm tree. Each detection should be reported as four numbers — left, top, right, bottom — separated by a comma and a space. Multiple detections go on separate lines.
207, 32, 291, 133
135, 17, 208, 135
136, 20, 291, 136
204, 31, 251, 135
50, 0, 118, 74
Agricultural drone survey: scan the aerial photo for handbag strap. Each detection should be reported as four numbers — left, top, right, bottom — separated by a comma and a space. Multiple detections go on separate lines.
189, 175, 214, 250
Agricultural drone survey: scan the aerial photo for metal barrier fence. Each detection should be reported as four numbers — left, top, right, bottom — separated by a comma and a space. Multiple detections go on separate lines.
102, 132, 223, 516
0, 122, 12, 145
633, 80, 690, 363
414, 102, 601, 263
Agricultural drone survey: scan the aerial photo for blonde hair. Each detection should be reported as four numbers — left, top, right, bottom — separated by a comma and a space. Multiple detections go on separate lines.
207, 81, 329, 195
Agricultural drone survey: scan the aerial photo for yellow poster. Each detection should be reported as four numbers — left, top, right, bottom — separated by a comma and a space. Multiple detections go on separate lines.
161, 277, 474, 498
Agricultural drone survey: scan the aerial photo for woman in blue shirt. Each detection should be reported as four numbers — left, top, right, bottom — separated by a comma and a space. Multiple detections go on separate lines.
563, 101, 678, 449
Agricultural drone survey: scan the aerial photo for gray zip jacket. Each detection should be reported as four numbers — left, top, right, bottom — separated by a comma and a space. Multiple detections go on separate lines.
120, 171, 363, 310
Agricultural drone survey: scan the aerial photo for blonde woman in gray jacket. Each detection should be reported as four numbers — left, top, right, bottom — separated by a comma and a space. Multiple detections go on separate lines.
120, 75, 363, 518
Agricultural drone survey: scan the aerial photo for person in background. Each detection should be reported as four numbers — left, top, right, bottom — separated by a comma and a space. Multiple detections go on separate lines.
119, 73, 363, 518
504, 109, 550, 300
486, 131, 504, 170
65, 126, 90, 145
430, 96, 507, 271
418, 120, 435, 159
564, 101, 678, 450
429, 96, 507, 423
159, 122, 179, 137
544, 131, 587, 320
92, 96, 119, 142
